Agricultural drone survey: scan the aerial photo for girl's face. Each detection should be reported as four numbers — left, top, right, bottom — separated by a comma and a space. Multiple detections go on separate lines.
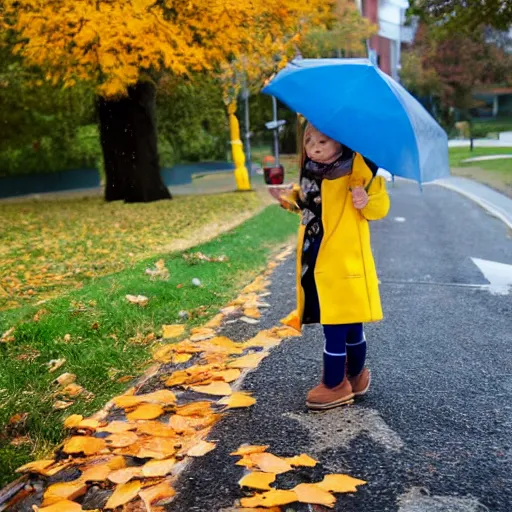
304, 125, 342, 164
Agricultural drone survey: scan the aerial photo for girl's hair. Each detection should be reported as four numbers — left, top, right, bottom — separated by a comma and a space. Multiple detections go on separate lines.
298, 118, 309, 179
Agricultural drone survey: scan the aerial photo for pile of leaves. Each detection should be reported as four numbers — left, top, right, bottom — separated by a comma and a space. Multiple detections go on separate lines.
6, 248, 302, 511
232, 444, 366, 509
0, 192, 263, 310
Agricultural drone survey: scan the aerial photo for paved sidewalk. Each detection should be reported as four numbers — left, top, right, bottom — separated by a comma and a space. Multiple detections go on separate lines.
449, 139, 512, 148
433, 176, 512, 229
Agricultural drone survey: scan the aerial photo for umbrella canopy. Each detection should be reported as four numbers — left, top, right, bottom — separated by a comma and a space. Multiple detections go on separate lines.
262, 58, 450, 183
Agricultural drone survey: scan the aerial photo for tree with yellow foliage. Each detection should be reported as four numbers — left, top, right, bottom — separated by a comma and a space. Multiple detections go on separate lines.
300, 0, 377, 58
217, 0, 375, 191
1, 0, 331, 202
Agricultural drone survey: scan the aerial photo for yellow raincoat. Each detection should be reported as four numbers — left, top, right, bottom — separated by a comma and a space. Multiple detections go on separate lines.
285, 153, 390, 327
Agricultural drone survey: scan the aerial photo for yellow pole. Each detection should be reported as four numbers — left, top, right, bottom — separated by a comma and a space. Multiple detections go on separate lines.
228, 102, 251, 191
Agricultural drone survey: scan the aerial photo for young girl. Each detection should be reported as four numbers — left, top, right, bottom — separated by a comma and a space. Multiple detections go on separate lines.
275, 123, 390, 410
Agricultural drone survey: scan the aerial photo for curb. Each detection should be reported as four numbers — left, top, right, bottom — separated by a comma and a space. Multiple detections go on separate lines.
433, 181, 512, 231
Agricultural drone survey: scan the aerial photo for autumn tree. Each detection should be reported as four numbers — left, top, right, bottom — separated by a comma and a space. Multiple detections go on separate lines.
401, 24, 512, 127
1, 0, 329, 202
215, 2, 334, 190
299, 0, 376, 58
409, 0, 512, 34
216, 0, 374, 189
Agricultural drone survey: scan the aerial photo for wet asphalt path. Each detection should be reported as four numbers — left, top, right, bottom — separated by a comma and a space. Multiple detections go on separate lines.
167, 181, 512, 512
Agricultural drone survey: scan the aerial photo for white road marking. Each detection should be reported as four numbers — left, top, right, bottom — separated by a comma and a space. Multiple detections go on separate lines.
471, 257, 512, 295
285, 406, 404, 455
398, 487, 488, 512
394, 217, 406, 222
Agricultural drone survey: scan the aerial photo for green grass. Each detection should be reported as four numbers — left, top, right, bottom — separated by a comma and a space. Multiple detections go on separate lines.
0, 206, 298, 486
0, 192, 265, 310
449, 147, 512, 197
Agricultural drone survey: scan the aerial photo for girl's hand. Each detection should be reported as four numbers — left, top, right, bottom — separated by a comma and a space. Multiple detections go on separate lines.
352, 186, 369, 209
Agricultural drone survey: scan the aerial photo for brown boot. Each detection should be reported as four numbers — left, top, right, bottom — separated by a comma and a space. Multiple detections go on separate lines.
348, 368, 371, 397
306, 378, 355, 411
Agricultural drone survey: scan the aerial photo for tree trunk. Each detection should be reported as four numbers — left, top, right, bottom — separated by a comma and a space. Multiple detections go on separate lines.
97, 81, 171, 203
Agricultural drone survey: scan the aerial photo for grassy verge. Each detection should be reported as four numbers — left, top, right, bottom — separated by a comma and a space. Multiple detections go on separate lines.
0, 192, 265, 311
449, 147, 512, 197
0, 206, 298, 487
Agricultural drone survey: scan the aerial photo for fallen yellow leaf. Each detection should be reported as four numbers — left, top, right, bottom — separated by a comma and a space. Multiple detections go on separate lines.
105, 480, 141, 509
77, 418, 101, 430
60, 383, 84, 397
126, 404, 165, 421
142, 389, 177, 404
81, 456, 126, 482
81, 464, 112, 483
235, 456, 256, 469
105, 431, 139, 448
37, 500, 83, 512
136, 437, 177, 459
113, 389, 176, 408
172, 340, 203, 354
136, 421, 177, 438
202, 336, 244, 355
162, 324, 186, 339
55, 372, 76, 386
53, 400, 74, 410
141, 457, 176, 478
219, 392, 256, 409
244, 331, 281, 349
244, 308, 261, 319
175, 401, 214, 417
173, 353, 193, 364
139, 480, 176, 509
240, 489, 297, 508
125, 294, 149, 306
168, 415, 191, 433
63, 436, 106, 455
42, 480, 88, 507
238, 471, 276, 490
249, 452, 293, 474
293, 483, 336, 508
98, 421, 137, 434
187, 440, 216, 457
228, 352, 268, 369
16, 459, 54, 474
220, 305, 239, 315
280, 310, 301, 332
317, 473, 367, 493
231, 445, 269, 456
47, 358, 66, 373
211, 368, 240, 383
190, 381, 232, 396
107, 466, 142, 484
189, 327, 216, 342
153, 344, 175, 363
39, 461, 73, 477
63, 415, 83, 429
187, 413, 220, 430
284, 454, 318, 467
275, 326, 301, 338
204, 313, 224, 329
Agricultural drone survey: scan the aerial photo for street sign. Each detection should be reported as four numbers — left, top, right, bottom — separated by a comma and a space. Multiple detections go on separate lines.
265, 120, 286, 130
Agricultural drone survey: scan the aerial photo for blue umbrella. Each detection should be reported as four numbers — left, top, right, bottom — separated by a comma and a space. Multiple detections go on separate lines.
262, 58, 450, 183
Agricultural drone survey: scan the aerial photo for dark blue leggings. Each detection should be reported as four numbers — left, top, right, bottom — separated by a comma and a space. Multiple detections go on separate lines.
323, 323, 366, 388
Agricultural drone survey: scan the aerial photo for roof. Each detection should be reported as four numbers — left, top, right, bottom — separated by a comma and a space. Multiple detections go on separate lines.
473, 87, 512, 96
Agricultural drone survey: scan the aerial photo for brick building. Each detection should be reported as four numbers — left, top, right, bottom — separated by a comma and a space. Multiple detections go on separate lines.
359, 0, 414, 80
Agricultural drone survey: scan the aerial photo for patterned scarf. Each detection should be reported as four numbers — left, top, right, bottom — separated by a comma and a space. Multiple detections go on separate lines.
300, 150, 354, 227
